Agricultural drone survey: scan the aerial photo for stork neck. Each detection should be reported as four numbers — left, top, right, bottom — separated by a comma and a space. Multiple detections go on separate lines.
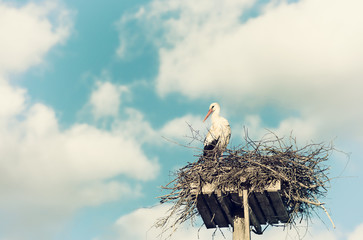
211, 108, 220, 121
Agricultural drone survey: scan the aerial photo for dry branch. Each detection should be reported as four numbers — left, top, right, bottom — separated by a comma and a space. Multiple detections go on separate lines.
155, 130, 334, 238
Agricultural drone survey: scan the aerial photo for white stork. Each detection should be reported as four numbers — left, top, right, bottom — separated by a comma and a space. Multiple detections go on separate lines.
203, 102, 231, 158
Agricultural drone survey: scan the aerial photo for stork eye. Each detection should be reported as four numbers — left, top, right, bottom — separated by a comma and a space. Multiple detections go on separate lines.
211, 106, 214, 109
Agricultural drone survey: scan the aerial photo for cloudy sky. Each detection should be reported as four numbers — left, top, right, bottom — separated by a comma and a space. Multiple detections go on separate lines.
0, 0, 362, 239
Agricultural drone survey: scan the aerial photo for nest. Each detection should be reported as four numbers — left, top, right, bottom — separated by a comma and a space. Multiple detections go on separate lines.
156, 132, 334, 238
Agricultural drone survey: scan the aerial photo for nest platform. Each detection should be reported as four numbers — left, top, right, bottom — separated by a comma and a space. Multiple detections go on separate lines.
192, 180, 288, 234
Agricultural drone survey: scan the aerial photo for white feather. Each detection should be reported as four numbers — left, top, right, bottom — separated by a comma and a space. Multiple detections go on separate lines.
203, 103, 231, 155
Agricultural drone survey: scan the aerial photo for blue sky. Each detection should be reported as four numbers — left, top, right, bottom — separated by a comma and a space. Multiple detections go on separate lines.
0, 0, 363, 239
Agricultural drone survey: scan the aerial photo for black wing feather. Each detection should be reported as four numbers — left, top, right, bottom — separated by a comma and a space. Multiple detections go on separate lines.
203, 138, 219, 157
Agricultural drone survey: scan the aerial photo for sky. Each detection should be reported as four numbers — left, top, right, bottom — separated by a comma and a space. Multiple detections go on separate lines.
0, 0, 362, 239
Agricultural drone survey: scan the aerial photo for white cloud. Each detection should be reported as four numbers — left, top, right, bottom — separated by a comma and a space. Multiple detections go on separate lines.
253, 222, 339, 240
0, 94, 159, 239
0, 1, 72, 76
64, 123, 159, 182
111, 108, 158, 144
160, 114, 205, 143
242, 114, 321, 143
0, 79, 26, 119
0, 90, 159, 239
120, 0, 363, 141
112, 110, 208, 147
106, 205, 363, 240
110, 204, 232, 240
90, 81, 128, 119
348, 223, 363, 240
0, 1, 159, 239
152, 0, 363, 102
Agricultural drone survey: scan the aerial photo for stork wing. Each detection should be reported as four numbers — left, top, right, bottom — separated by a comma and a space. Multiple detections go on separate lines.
203, 137, 219, 156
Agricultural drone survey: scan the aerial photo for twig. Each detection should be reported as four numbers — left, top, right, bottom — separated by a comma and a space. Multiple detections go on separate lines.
155, 129, 336, 239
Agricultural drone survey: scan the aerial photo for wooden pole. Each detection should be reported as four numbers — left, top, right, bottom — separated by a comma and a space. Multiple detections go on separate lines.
233, 190, 250, 240
243, 189, 250, 240
233, 209, 244, 240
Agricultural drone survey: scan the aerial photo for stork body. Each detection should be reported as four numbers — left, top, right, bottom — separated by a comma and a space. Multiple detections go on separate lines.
203, 103, 231, 158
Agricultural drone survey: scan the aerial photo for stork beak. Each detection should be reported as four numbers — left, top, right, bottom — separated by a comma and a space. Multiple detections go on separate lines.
203, 109, 213, 122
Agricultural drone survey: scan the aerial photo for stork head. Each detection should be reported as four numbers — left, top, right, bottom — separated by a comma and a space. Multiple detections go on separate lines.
203, 102, 220, 122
